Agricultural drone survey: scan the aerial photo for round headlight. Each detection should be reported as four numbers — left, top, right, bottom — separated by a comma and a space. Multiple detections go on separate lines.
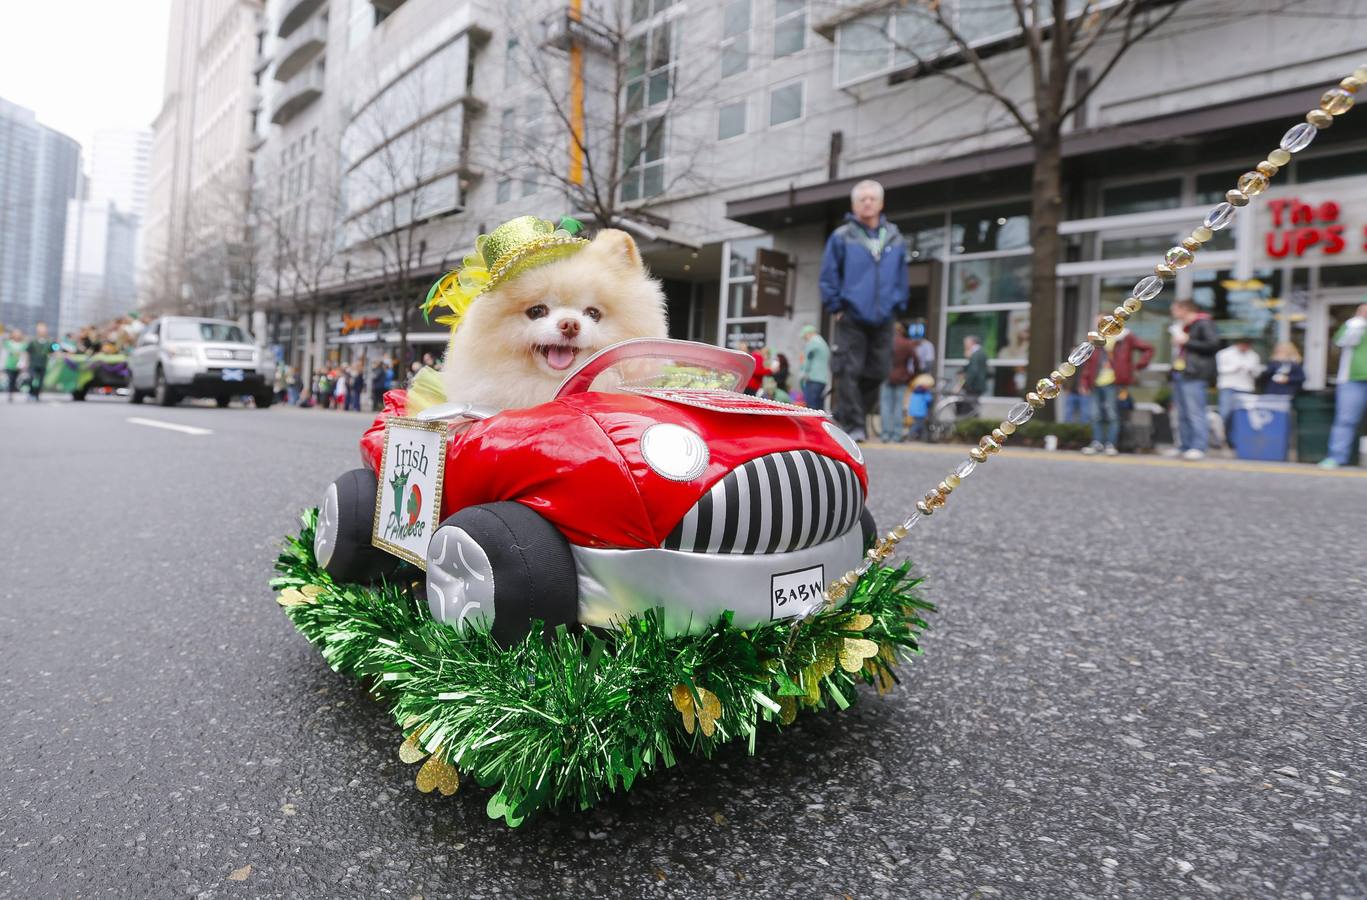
641, 423, 709, 481
823, 421, 863, 465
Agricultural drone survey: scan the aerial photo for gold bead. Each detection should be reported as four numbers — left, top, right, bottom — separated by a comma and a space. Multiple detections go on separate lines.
998, 420, 1016, 436
1225, 189, 1249, 208
1049, 371, 1068, 387
1087, 331, 1107, 347
990, 428, 1008, 445
1236, 171, 1269, 196
1154, 263, 1177, 279
937, 479, 954, 496
925, 489, 946, 510
1122, 297, 1142, 313
977, 435, 999, 454
1026, 391, 1045, 409
1341, 76, 1363, 94
1255, 161, 1279, 178
1181, 237, 1203, 253
1057, 361, 1076, 377
1268, 148, 1292, 166
890, 524, 909, 539
916, 499, 934, 516
1306, 108, 1333, 129
1190, 226, 1214, 243
1320, 88, 1354, 116
1112, 306, 1132, 322
1098, 316, 1124, 338
968, 446, 988, 463
1035, 378, 1060, 400
945, 473, 961, 488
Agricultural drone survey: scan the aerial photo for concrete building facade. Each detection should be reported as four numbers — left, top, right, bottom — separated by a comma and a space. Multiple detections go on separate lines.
235, 0, 1366, 401
144, 0, 264, 315
0, 97, 81, 337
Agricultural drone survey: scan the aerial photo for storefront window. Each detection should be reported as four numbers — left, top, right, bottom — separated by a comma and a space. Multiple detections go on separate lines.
944, 309, 1030, 361
895, 213, 946, 261
1318, 261, 1367, 289
950, 202, 1029, 253
1294, 148, 1367, 184
1101, 178, 1181, 216
1191, 268, 1281, 357
947, 255, 1030, 306
1099, 233, 1181, 260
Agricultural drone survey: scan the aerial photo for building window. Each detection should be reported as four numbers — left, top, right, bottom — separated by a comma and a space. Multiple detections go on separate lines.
1101, 178, 1182, 216
834, 1, 1077, 88
768, 80, 803, 127
522, 97, 541, 197
496, 178, 513, 204
632, 0, 675, 25
626, 19, 675, 114
504, 38, 521, 88
721, 0, 750, 78
621, 116, 665, 202
774, 0, 805, 57
718, 100, 747, 140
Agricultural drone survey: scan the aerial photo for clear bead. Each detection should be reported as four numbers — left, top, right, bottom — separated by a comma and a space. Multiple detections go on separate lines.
1280, 122, 1316, 152
1067, 342, 1094, 366
899, 512, 921, 531
1204, 204, 1235, 232
954, 459, 977, 479
1133, 275, 1164, 300
1321, 87, 1354, 115
1236, 171, 1269, 196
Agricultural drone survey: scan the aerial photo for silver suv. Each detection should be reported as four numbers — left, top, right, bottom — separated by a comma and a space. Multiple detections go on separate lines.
128, 317, 275, 408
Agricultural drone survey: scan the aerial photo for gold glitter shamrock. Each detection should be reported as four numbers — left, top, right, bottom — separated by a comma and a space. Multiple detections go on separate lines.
839, 638, 880, 672
275, 584, 323, 607
778, 695, 798, 725
671, 684, 722, 737
415, 755, 460, 796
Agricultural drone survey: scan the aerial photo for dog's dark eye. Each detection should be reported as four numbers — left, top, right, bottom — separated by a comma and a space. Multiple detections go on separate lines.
584, 306, 602, 322
526, 304, 549, 320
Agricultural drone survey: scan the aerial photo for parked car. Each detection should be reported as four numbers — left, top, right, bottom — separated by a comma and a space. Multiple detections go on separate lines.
314, 339, 874, 643
128, 316, 274, 407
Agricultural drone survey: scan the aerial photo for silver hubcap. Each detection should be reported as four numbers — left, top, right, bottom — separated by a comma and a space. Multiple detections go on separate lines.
315, 483, 339, 568
426, 525, 495, 633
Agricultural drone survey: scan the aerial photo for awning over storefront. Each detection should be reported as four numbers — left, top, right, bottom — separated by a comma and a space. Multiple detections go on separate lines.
327, 331, 449, 345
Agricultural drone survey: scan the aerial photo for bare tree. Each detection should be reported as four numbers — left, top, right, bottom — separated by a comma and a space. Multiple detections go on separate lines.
874, 0, 1186, 389
178, 170, 260, 321
495, 1, 719, 230
345, 71, 468, 366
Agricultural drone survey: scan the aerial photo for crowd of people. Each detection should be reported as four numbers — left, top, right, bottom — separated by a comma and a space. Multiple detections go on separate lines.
274, 352, 439, 412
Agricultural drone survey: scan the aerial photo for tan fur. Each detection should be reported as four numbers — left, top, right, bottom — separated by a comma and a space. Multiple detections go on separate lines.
440, 229, 668, 409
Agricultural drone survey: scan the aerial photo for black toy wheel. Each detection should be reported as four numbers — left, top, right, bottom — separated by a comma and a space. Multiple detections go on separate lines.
426, 502, 578, 646
316, 468, 394, 584
859, 507, 877, 551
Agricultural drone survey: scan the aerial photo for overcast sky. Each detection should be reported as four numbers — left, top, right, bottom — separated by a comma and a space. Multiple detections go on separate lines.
0, 0, 174, 157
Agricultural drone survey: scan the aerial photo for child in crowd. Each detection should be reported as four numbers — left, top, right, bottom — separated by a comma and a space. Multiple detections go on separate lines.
906, 374, 934, 441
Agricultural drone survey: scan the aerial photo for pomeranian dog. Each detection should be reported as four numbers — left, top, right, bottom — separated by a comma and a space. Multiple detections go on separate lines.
441, 229, 668, 409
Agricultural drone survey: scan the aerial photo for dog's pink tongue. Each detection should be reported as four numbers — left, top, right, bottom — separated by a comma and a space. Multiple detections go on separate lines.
546, 345, 576, 370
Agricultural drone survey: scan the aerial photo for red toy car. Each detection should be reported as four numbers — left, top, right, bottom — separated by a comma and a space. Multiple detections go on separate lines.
313, 339, 872, 642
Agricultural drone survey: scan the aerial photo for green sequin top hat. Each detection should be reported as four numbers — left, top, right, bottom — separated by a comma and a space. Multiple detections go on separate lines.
422, 216, 587, 332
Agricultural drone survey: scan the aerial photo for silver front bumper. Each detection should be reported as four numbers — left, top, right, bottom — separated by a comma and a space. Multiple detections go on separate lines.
573, 526, 862, 636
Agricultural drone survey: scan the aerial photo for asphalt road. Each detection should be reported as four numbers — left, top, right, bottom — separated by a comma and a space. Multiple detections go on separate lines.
2, 395, 1364, 899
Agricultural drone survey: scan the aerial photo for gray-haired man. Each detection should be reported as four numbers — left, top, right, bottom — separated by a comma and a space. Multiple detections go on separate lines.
819, 180, 909, 441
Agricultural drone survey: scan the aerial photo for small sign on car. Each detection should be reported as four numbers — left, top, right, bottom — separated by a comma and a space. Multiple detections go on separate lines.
372, 417, 448, 567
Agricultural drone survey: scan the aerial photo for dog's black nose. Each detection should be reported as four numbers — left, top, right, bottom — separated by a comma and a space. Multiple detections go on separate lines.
558, 318, 580, 337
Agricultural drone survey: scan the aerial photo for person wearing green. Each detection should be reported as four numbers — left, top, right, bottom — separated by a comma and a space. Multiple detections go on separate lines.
25, 323, 52, 402
1321, 302, 1367, 469
4, 328, 24, 402
961, 334, 989, 398
798, 324, 831, 410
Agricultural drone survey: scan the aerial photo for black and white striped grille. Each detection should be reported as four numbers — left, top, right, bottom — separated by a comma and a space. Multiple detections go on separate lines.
662, 450, 863, 554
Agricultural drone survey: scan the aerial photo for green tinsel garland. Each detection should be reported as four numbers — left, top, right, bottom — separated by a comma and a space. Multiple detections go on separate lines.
271, 509, 934, 826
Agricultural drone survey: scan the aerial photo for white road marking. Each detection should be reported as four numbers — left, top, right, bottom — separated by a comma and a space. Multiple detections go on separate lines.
126, 417, 213, 436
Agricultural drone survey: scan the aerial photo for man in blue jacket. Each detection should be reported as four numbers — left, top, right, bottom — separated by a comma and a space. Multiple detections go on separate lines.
819, 180, 909, 441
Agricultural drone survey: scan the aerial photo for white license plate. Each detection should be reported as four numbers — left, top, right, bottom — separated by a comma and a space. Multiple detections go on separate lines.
221, 368, 244, 381
771, 564, 824, 620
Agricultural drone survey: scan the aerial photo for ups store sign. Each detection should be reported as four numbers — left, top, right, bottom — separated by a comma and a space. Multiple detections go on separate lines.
1255, 178, 1367, 264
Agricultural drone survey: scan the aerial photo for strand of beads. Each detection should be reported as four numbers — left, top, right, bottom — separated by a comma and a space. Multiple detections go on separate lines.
821, 65, 1364, 608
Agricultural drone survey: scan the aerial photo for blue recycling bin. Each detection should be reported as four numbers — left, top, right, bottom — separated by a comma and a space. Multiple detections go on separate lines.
1230, 394, 1291, 461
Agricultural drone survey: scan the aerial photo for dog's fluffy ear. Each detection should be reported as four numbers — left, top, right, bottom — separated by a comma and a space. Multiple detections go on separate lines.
587, 228, 643, 272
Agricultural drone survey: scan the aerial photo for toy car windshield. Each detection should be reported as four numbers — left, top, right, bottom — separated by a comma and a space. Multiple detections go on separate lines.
555, 338, 756, 398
